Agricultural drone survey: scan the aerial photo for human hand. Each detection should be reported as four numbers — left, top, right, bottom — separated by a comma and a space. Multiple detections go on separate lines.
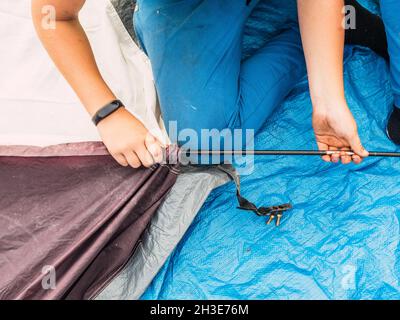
97, 108, 163, 168
312, 100, 369, 164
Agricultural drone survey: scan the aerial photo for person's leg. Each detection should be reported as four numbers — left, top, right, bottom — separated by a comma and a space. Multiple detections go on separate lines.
380, 0, 400, 108
134, 0, 253, 138
237, 26, 306, 133
134, 0, 306, 156
344, 0, 389, 60
380, 0, 400, 143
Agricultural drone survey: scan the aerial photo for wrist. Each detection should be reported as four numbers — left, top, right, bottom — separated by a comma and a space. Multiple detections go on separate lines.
92, 99, 124, 126
84, 90, 117, 117
96, 107, 128, 131
311, 95, 347, 113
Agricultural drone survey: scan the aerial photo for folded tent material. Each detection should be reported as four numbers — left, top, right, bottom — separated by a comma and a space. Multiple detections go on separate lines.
0, 143, 179, 299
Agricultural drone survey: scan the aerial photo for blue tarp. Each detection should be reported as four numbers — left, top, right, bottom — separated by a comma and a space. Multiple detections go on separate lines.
142, 0, 400, 300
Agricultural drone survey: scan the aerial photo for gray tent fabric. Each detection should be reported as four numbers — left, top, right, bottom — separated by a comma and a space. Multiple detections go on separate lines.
96, 166, 229, 299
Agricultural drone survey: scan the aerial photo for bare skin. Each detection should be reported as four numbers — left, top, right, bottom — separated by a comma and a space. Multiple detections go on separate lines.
32, 0, 367, 167
31, 0, 163, 168
298, 0, 369, 164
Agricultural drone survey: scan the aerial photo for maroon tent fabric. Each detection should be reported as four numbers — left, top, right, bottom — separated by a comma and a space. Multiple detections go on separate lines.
0, 142, 179, 300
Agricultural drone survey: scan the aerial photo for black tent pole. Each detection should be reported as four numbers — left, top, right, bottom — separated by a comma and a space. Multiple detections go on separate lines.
185, 150, 400, 157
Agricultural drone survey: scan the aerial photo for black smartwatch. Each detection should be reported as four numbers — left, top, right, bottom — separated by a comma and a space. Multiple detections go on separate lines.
92, 100, 124, 126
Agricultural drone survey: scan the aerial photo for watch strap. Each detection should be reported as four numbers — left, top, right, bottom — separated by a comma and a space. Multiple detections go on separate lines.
92, 100, 124, 126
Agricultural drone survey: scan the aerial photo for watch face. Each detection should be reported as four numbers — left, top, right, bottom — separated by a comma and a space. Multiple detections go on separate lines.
98, 107, 110, 118
99, 101, 119, 118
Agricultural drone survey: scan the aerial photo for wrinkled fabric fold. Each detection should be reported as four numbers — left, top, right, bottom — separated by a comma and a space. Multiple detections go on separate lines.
0, 142, 178, 300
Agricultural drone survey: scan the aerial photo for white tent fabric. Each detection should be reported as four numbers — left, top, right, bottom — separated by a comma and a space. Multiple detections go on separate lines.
0, 0, 167, 147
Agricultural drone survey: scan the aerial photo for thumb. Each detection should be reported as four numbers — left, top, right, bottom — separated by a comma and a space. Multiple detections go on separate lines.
145, 133, 163, 163
349, 132, 369, 158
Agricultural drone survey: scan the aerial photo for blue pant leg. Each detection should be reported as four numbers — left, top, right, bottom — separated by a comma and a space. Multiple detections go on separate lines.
380, 0, 400, 107
134, 0, 257, 141
134, 0, 305, 161
236, 26, 306, 133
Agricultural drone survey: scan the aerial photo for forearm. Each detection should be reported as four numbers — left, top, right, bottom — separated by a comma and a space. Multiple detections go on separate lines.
31, 0, 163, 168
32, 0, 115, 116
297, 0, 346, 110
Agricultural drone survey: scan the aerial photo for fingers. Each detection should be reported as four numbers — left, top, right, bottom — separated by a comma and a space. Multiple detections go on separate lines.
108, 134, 163, 169
136, 143, 157, 168
333, 146, 364, 165
339, 147, 352, 165
348, 132, 369, 158
113, 153, 129, 167
111, 144, 155, 169
125, 151, 141, 168
317, 141, 366, 165
330, 146, 340, 163
113, 148, 154, 169
317, 141, 331, 162
145, 134, 164, 163
352, 154, 362, 165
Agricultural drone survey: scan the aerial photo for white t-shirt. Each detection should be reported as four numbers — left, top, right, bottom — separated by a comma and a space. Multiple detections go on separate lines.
0, 0, 167, 147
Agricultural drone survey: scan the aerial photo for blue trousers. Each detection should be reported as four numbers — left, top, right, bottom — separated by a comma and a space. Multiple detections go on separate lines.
134, 0, 306, 150
380, 0, 400, 107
